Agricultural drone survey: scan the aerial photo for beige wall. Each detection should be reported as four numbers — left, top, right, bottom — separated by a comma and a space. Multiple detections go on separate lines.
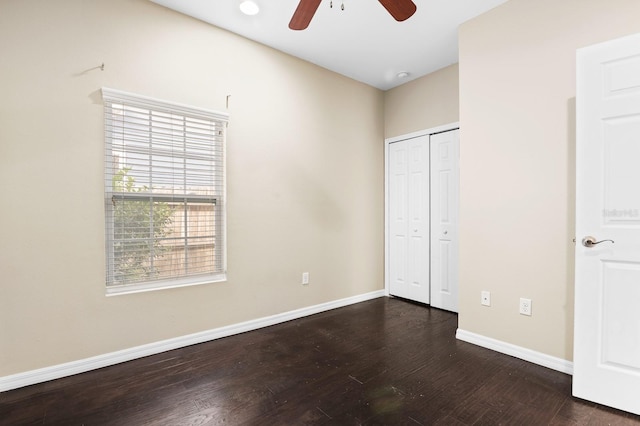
0, 0, 384, 376
384, 64, 459, 138
458, 0, 640, 360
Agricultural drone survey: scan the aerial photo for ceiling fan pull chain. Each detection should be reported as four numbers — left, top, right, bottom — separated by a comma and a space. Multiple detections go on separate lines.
328, 0, 344, 12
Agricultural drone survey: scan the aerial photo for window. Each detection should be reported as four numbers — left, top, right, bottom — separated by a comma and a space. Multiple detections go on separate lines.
102, 88, 228, 295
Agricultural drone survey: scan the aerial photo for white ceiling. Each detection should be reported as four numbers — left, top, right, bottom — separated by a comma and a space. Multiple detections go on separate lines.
150, 0, 508, 90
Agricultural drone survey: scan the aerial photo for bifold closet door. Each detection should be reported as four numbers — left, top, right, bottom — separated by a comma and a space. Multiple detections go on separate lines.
388, 135, 430, 304
429, 129, 459, 312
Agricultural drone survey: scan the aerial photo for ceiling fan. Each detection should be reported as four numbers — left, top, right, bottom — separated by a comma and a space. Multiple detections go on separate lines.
289, 0, 417, 30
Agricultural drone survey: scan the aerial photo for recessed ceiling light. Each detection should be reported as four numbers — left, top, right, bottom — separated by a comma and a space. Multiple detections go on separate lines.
239, 1, 260, 15
397, 71, 410, 79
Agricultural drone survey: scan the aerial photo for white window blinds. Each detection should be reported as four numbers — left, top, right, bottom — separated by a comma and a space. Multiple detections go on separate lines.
102, 88, 228, 294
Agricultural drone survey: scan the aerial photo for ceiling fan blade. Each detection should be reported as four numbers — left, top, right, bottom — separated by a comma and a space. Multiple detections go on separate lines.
378, 0, 417, 22
289, 0, 323, 30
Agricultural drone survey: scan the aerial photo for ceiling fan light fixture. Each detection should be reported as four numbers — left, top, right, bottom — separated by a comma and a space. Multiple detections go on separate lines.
397, 71, 410, 79
239, 1, 260, 16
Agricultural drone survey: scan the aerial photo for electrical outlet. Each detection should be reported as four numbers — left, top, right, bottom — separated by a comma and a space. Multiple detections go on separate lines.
302, 272, 309, 285
481, 291, 491, 306
519, 298, 532, 316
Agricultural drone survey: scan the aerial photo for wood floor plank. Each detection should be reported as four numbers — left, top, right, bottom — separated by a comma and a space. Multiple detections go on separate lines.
1, 297, 639, 425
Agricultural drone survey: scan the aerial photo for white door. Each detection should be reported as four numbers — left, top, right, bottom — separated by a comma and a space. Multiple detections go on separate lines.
389, 135, 430, 304
430, 130, 459, 312
574, 32, 640, 415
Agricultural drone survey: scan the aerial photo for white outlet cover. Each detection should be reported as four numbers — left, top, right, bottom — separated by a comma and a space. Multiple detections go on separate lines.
481, 291, 491, 306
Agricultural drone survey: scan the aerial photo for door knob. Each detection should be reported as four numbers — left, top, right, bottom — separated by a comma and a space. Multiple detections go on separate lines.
582, 236, 615, 248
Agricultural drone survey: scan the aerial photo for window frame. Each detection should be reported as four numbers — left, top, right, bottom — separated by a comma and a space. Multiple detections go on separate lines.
102, 88, 229, 296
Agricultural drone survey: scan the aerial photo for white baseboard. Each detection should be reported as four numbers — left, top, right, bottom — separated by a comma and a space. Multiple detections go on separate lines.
456, 328, 573, 375
1, 290, 385, 392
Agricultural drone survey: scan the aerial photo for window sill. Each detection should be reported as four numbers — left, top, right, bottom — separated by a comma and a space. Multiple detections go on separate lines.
106, 273, 227, 296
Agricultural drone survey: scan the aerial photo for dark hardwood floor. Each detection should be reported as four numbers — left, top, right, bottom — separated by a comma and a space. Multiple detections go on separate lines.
2, 297, 639, 425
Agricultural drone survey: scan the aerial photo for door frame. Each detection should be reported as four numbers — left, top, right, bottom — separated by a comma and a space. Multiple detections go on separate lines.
384, 122, 460, 300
